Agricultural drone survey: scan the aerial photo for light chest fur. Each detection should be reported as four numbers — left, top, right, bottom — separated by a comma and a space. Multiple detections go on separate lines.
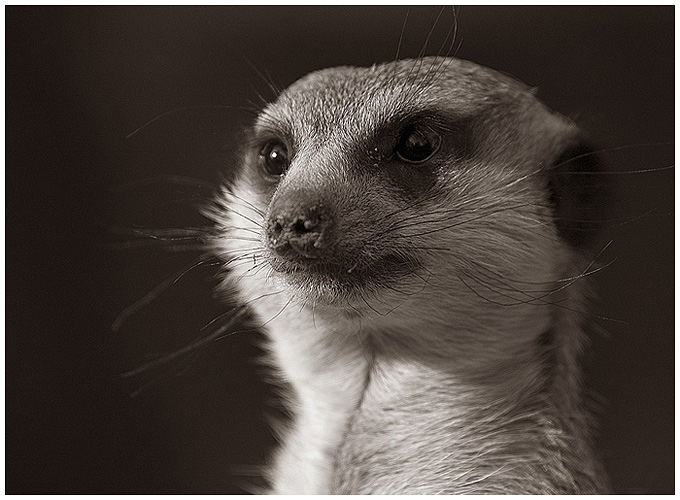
208, 57, 609, 493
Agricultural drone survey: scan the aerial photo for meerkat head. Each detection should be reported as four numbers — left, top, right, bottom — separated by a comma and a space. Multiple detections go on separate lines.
214, 57, 603, 330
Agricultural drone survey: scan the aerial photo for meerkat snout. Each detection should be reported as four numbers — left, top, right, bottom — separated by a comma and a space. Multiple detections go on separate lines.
266, 197, 334, 260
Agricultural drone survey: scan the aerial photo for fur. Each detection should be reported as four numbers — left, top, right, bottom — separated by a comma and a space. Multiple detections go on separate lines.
207, 56, 609, 493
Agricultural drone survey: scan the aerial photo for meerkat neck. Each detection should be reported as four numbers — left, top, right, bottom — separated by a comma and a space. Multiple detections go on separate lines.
263, 282, 604, 494
263, 308, 372, 494
333, 348, 598, 494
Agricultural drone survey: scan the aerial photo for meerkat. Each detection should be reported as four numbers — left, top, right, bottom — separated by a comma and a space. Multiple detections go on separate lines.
207, 56, 610, 494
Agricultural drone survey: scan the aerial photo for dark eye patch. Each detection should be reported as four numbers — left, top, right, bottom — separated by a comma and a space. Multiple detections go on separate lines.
362, 111, 475, 199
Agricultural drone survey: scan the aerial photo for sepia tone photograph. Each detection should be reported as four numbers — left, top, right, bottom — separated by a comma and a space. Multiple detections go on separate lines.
6, 5, 674, 494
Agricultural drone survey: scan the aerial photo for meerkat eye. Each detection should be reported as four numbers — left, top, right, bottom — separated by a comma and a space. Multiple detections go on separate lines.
259, 140, 290, 177
395, 125, 441, 164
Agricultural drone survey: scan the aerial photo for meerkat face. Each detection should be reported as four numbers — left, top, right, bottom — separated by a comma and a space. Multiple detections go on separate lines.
215, 57, 602, 312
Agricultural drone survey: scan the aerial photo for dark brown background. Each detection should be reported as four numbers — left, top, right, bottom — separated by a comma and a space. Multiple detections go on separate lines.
6, 6, 674, 494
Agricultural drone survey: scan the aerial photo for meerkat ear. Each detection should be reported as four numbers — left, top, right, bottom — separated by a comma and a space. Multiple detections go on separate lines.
548, 142, 608, 247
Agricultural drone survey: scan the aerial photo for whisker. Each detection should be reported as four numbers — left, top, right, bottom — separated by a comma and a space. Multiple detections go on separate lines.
201, 290, 285, 332
229, 207, 265, 228
458, 273, 556, 308
459, 267, 626, 325
112, 253, 217, 332
129, 227, 212, 240
219, 249, 264, 267
111, 174, 219, 193
125, 104, 243, 140
226, 189, 267, 217
215, 225, 261, 236
394, 6, 411, 62
461, 239, 615, 306
554, 165, 674, 176
104, 240, 208, 252
418, 6, 446, 59
393, 203, 537, 239
258, 295, 295, 329
359, 291, 393, 317
549, 142, 674, 171
122, 306, 251, 390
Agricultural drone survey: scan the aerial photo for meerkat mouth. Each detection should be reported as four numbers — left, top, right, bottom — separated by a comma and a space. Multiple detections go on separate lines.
267, 250, 422, 303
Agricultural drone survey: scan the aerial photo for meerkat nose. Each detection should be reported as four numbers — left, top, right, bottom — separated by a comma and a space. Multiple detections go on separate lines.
267, 202, 334, 260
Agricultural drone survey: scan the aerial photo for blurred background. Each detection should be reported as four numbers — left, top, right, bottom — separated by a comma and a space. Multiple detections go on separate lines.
6, 6, 674, 494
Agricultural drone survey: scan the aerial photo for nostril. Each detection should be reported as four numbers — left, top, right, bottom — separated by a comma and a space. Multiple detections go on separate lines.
271, 219, 284, 238
292, 214, 321, 234
293, 218, 308, 234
